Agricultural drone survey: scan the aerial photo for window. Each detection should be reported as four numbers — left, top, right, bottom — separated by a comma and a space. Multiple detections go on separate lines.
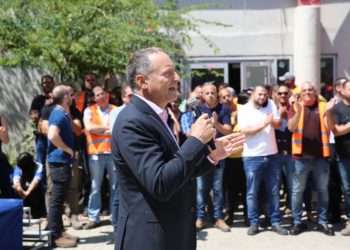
320, 56, 336, 100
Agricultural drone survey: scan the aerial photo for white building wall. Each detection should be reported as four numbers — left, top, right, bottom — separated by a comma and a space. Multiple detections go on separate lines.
182, 0, 350, 79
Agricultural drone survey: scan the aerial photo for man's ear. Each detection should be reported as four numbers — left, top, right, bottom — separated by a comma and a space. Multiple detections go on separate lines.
135, 74, 148, 90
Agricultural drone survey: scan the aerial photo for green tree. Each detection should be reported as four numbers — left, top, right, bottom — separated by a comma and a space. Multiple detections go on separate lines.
0, 0, 227, 82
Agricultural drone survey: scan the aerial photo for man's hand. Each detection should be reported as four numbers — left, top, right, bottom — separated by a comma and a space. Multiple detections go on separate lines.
209, 133, 245, 162
325, 98, 335, 114
190, 114, 216, 144
264, 113, 274, 126
293, 102, 302, 114
279, 106, 288, 119
67, 147, 74, 158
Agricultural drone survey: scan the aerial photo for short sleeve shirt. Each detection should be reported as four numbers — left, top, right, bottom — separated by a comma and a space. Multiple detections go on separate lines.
238, 99, 279, 157
200, 103, 231, 138
47, 107, 75, 164
331, 101, 350, 158
288, 102, 323, 159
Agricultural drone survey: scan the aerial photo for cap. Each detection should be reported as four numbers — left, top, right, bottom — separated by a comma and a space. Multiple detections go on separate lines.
279, 72, 295, 81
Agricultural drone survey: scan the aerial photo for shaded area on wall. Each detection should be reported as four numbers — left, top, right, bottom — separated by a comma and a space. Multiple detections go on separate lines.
0, 67, 48, 145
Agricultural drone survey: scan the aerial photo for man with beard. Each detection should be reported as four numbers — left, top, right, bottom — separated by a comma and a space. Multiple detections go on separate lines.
238, 84, 288, 236
30, 75, 55, 185
47, 85, 78, 247
327, 79, 350, 236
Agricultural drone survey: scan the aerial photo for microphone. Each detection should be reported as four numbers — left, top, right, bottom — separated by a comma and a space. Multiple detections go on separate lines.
187, 97, 216, 150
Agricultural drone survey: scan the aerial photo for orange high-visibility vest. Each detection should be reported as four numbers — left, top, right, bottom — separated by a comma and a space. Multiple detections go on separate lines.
85, 104, 116, 155
291, 101, 330, 157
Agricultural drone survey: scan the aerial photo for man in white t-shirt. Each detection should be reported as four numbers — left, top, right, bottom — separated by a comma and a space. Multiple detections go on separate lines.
238, 84, 288, 236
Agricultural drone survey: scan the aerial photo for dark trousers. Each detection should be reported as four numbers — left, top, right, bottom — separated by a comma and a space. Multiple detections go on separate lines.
223, 157, 247, 218
47, 163, 72, 239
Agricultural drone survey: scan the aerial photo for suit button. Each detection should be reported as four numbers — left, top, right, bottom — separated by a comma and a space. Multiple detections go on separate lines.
190, 207, 195, 213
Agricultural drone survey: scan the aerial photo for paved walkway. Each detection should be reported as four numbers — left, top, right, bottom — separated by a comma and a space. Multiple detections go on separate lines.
26, 215, 350, 250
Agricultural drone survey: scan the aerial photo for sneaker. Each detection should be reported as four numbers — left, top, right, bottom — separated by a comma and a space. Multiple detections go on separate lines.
316, 224, 335, 236
71, 215, 83, 230
247, 224, 259, 235
271, 224, 288, 235
62, 231, 79, 242
215, 219, 231, 232
195, 219, 206, 230
54, 236, 77, 248
83, 221, 100, 230
341, 221, 350, 236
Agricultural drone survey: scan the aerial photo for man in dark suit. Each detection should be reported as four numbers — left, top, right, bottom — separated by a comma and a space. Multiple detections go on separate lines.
112, 47, 245, 250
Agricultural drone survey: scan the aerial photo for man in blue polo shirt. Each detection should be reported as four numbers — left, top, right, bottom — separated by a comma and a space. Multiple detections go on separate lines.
47, 85, 78, 248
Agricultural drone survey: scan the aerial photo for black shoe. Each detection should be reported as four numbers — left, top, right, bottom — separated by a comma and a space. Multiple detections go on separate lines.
272, 224, 289, 235
290, 224, 306, 235
316, 224, 335, 236
247, 224, 259, 235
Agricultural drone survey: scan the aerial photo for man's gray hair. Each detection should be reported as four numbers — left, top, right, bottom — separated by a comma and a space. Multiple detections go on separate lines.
202, 81, 217, 92
227, 87, 236, 96
126, 47, 164, 90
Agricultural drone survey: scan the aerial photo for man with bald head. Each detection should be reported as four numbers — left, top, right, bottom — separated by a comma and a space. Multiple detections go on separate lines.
47, 85, 78, 247
288, 82, 334, 236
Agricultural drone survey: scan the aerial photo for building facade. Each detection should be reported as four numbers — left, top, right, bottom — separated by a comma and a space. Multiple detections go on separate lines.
177, 0, 350, 95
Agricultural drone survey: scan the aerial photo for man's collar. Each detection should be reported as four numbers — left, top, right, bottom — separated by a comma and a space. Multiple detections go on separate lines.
134, 94, 165, 117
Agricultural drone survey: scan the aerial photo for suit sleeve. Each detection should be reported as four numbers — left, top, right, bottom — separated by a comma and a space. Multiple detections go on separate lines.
116, 118, 213, 202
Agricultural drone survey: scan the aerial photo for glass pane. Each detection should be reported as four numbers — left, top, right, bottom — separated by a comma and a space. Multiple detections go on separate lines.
320, 58, 334, 100
277, 59, 290, 85
246, 66, 268, 88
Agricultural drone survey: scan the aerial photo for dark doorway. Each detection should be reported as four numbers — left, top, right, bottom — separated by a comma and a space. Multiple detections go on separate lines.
228, 63, 241, 93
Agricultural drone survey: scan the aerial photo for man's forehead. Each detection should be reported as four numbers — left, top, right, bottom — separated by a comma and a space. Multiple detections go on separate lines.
255, 86, 267, 93
301, 83, 314, 90
203, 85, 216, 92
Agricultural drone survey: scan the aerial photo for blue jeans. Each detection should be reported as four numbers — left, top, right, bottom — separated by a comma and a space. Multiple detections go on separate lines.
88, 154, 117, 222
196, 160, 225, 220
337, 157, 350, 220
279, 153, 294, 208
292, 158, 330, 225
243, 154, 281, 226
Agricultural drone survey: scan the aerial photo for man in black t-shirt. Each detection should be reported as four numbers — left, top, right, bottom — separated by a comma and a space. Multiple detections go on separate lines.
327, 79, 350, 236
29, 75, 55, 186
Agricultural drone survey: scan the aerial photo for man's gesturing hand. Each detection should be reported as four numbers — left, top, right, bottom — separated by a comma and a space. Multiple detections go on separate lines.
209, 133, 245, 162
190, 114, 216, 144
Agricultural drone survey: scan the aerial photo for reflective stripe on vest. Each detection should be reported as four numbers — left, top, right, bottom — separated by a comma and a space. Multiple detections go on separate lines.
85, 104, 116, 155
291, 102, 330, 157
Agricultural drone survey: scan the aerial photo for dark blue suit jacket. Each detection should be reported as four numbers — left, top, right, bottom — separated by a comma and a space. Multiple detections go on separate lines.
112, 95, 214, 250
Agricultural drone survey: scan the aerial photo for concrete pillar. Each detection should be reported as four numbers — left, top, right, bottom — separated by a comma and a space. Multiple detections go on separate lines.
294, 0, 321, 92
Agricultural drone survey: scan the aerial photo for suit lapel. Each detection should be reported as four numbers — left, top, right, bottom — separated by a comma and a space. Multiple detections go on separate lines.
131, 96, 179, 150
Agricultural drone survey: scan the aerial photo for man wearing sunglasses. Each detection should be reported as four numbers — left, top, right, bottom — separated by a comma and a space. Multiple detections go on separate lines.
275, 83, 294, 216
